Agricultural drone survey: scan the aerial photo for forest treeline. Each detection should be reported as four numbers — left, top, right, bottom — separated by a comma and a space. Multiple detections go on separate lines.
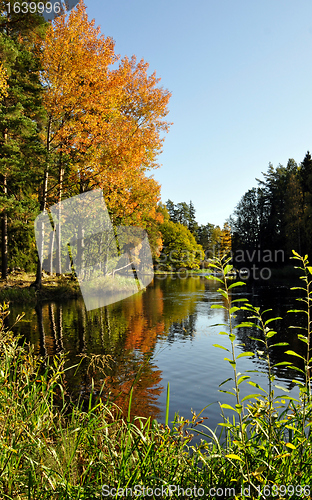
155, 200, 231, 270
163, 149, 312, 273
229, 153, 312, 270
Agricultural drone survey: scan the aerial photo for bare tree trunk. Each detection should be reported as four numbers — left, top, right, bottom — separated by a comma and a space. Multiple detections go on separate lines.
103, 252, 107, 276
48, 228, 55, 274
1, 172, 8, 279
33, 165, 49, 288
77, 224, 84, 278
56, 151, 64, 275
1, 130, 8, 279
33, 117, 51, 289
99, 234, 102, 272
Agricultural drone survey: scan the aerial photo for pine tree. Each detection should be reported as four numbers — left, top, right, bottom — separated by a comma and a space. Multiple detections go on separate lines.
188, 200, 198, 238
0, 4, 47, 278
299, 151, 312, 255
165, 200, 177, 222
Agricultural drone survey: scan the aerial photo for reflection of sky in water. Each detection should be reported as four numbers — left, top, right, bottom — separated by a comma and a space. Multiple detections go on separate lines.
156, 330, 300, 435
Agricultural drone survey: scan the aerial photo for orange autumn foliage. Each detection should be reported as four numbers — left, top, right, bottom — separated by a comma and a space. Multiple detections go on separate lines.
39, 0, 171, 236
40, 1, 118, 154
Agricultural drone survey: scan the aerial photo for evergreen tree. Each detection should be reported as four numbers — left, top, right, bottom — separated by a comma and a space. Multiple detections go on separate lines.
175, 202, 190, 226
197, 223, 212, 253
165, 199, 177, 223
196, 222, 224, 258
0, 4, 47, 277
299, 151, 312, 195
188, 200, 198, 237
166, 199, 198, 238
299, 151, 312, 254
230, 157, 305, 266
285, 168, 303, 255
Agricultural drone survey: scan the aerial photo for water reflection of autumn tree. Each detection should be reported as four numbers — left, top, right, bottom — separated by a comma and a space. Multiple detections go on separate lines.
156, 276, 205, 335
124, 288, 165, 352
9, 277, 207, 420
103, 353, 164, 421
31, 297, 163, 420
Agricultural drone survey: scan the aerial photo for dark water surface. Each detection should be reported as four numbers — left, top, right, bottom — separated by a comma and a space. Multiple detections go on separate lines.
8, 274, 305, 433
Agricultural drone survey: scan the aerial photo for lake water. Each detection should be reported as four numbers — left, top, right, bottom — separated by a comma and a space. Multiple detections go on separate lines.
8, 273, 304, 435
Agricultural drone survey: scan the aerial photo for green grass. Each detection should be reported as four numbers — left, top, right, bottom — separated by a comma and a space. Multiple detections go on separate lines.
79, 273, 144, 294
1, 252, 312, 498
0, 286, 37, 303
0, 272, 81, 304
0, 272, 146, 305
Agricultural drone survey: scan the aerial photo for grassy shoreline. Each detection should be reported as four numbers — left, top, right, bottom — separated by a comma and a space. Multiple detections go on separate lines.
0, 272, 145, 304
0, 272, 81, 304
1, 254, 312, 498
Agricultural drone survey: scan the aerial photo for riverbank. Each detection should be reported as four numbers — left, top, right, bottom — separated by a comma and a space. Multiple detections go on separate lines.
0, 271, 81, 303
0, 271, 143, 304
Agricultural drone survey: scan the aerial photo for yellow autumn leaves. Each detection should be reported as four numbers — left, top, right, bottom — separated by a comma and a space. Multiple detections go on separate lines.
0, 62, 8, 102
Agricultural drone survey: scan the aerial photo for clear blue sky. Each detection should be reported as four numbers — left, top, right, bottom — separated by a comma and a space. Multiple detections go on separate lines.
81, 0, 312, 227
